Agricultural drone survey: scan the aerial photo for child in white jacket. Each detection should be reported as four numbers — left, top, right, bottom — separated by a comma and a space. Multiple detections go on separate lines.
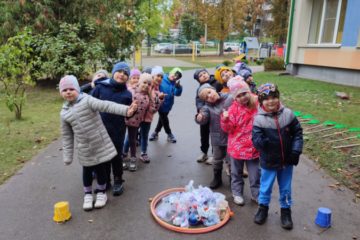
59, 75, 137, 211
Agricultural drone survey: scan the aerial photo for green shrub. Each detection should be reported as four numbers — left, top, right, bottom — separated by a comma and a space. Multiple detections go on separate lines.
264, 57, 285, 71
256, 59, 263, 65
222, 60, 232, 66
242, 59, 249, 64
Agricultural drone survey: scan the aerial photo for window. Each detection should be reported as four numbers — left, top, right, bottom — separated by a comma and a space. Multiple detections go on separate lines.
308, 0, 347, 44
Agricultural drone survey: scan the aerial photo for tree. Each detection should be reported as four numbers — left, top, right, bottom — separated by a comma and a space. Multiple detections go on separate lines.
268, 0, 290, 46
0, 29, 35, 119
179, 13, 204, 41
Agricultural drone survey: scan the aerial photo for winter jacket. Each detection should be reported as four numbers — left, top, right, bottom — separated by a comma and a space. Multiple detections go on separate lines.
221, 99, 259, 160
195, 93, 232, 146
195, 76, 223, 112
91, 79, 132, 147
252, 104, 303, 170
144, 85, 164, 123
60, 93, 129, 167
125, 89, 153, 127
159, 74, 182, 112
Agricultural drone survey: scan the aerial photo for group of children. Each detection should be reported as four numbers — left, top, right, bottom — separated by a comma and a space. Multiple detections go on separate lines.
59, 58, 303, 230
194, 59, 303, 230
59, 62, 183, 211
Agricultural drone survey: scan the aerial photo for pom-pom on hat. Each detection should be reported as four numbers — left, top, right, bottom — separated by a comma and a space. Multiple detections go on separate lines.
59, 75, 80, 93
111, 61, 130, 77
193, 69, 209, 82
227, 76, 249, 97
130, 68, 141, 78
257, 83, 280, 104
151, 66, 164, 76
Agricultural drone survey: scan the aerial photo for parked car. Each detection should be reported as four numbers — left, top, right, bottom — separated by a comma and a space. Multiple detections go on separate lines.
161, 44, 200, 54
205, 41, 215, 47
154, 43, 173, 53
224, 42, 240, 52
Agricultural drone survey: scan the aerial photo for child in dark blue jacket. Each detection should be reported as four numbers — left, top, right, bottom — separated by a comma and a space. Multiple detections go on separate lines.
252, 83, 303, 230
149, 67, 183, 143
92, 62, 132, 196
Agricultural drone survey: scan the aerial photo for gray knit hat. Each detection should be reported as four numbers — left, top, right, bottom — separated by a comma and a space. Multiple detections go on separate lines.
197, 83, 215, 97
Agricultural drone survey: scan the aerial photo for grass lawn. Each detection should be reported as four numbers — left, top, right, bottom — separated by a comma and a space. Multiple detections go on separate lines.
0, 86, 62, 184
254, 72, 360, 194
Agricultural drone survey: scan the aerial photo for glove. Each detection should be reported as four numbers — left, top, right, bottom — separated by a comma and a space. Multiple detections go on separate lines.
289, 152, 300, 166
175, 80, 181, 88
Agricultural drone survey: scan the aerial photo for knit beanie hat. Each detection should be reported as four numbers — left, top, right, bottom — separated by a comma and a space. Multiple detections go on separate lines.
257, 83, 280, 104
151, 66, 164, 76
169, 67, 183, 80
130, 68, 141, 78
93, 69, 109, 79
142, 66, 152, 74
59, 75, 80, 93
193, 69, 209, 82
111, 61, 130, 77
227, 76, 250, 97
197, 83, 215, 98
214, 66, 232, 84
139, 73, 153, 84
238, 69, 252, 81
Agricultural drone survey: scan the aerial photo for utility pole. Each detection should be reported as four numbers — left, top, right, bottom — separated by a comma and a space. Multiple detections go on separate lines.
147, 0, 151, 56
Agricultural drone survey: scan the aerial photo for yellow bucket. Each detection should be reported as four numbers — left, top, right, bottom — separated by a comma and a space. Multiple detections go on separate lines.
53, 201, 72, 223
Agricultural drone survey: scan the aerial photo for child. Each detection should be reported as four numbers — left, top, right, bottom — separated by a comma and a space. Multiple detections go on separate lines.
214, 66, 236, 93
80, 69, 109, 94
123, 73, 155, 171
238, 69, 257, 94
193, 69, 219, 164
195, 84, 232, 189
220, 76, 260, 206
252, 83, 303, 230
149, 67, 183, 143
91, 61, 133, 196
59, 75, 137, 210
138, 66, 165, 163
127, 68, 141, 93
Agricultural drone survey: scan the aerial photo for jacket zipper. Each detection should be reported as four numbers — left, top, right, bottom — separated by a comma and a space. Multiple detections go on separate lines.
274, 114, 285, 167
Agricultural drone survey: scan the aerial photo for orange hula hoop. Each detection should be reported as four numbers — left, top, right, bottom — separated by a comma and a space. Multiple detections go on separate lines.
149, 187, 234, 234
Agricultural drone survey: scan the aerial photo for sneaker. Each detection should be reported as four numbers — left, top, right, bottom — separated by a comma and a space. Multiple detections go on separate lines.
233, 195, 245, 206
94, 192, 107, 209
83, 194, 93, 211
167, 133, 177, 143
129, 157, 138, 172
113, 182, 124, 197
205, 156, 214, 165
196, 153, 208, 163
149, 132, 158, 141
140, 153, 150, 163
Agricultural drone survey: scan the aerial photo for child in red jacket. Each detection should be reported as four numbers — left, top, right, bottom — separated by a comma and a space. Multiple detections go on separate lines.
221, 76, 260, 206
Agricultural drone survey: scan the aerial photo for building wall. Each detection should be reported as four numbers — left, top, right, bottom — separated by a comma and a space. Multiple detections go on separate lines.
287, 0, 360, 86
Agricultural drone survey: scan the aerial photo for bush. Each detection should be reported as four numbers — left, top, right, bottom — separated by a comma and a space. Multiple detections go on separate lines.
222, 60, 232, 66
242, 59, 249, 64
256, 59, 263, 65
264, 57, 285, 71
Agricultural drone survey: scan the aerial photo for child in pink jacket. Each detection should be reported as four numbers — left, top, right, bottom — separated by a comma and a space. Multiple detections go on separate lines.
123, 73, 155, 171
139, 66, 165, 163
221, 76, 260, 206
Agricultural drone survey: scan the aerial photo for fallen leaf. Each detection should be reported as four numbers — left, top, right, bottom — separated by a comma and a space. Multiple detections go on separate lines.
88, 219, 93, 223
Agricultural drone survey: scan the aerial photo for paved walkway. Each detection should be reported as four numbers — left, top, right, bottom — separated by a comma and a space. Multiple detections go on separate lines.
0, 69, 359, 240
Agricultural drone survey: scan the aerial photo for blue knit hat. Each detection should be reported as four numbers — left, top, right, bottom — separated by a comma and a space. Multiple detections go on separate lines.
111, 62, 130, 77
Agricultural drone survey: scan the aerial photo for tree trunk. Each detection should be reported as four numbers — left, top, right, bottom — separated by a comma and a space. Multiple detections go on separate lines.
147, 33, 151, 56
219, 39, 224, 56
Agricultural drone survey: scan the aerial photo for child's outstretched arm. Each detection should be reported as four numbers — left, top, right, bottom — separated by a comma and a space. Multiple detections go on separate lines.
174, 81, 183, 96
87, 94, 135, 117
61, 119, 74, 165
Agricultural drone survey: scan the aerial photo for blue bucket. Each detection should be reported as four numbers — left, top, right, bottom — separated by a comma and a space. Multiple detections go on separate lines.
315, 207, 332, 228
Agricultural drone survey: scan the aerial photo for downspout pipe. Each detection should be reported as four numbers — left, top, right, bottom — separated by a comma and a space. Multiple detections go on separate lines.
285, 0, 295, 66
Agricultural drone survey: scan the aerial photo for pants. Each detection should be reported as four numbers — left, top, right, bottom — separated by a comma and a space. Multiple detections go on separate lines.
200, 122, 210, 154
258, 166, 293, 208
105, 139, 125, 184
123, 126, 138, 157
230, 157, 260, 198
212, 145, 227, 170
154, 111, 172, 135
83, 163, 107, 192
140, 122, 151, 154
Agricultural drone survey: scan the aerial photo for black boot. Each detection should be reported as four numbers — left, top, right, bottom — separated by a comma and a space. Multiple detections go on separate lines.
281, 208, 293, 230
209, 169, 222, 189
254, 204, 269, 225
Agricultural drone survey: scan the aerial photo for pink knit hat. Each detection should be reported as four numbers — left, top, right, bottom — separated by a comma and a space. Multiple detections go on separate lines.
59, 75, 80, 93
227, 75, 250, 96
130, 68, 141, 78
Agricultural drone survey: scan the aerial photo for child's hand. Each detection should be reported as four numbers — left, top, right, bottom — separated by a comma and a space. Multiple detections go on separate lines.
196, 113, 203, 122
127, 101, 138, 117
222, 110, 229, 119
159, 92, 166, 100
